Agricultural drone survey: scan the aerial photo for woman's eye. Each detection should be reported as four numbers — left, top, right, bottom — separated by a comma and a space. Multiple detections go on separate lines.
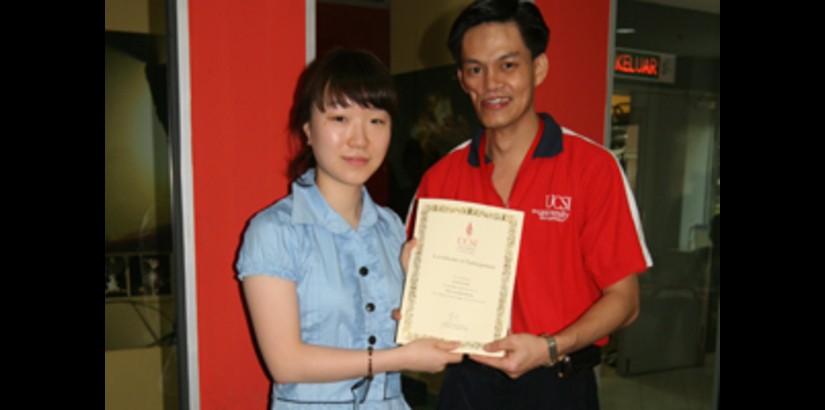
332, 116, 346, 122
371, 118, 387, 125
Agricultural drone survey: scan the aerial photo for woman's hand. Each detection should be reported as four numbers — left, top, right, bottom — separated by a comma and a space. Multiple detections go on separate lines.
398, 338, 462, 373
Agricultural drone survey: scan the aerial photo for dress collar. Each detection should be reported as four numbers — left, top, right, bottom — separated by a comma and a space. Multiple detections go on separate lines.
291, 168, 379, 233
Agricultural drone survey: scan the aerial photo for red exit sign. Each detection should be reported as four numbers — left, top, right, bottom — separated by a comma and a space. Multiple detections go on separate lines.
615, 48, 675, 83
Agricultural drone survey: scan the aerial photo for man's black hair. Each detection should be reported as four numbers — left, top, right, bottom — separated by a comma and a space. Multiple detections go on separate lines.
447, 0, 550, 63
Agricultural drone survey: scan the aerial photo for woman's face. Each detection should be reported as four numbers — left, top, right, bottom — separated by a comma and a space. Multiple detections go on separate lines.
303, 98, 391, 193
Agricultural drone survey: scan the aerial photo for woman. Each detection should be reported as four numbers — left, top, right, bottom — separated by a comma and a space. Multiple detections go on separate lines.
236, 48, 461, 409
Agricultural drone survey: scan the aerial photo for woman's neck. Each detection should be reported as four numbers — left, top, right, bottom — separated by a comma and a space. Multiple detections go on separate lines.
316, 179, 364, 230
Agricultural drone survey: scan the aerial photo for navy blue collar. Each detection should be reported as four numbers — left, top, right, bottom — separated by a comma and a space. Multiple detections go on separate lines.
467, 113, 563, 167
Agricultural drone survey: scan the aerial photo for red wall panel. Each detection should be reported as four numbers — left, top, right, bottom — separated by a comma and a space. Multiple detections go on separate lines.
189, 0, 304, 407
536, 0, 610, 143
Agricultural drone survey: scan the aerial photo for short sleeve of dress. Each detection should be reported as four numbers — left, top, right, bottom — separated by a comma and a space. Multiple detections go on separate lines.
235, 210, 300, 282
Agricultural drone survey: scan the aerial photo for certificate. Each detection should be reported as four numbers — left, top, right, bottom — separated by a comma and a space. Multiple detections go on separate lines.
396, 198, 524, 357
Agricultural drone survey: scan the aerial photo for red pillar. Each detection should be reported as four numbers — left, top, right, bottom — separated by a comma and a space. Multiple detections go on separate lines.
189, 0, 305, 407
535, 0, 612, 143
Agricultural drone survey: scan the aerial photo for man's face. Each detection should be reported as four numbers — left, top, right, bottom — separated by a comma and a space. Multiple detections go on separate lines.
457, 22, 547, 133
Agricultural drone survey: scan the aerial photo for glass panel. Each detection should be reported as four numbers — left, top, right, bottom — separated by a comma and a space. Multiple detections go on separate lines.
105, 28, 180, 409
603, 85, 719, 410
601, 2, 720, 409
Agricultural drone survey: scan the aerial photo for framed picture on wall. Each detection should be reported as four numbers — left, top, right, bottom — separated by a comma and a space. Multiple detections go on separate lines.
387, 64, 480, 217
129, 254, 172, 296
104, 255, 128, 298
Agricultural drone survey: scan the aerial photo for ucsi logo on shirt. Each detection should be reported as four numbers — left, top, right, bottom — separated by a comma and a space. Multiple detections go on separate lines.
531, 194, 572, 222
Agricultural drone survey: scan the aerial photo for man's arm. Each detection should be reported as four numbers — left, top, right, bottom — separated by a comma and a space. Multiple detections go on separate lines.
470, 274, 639, 379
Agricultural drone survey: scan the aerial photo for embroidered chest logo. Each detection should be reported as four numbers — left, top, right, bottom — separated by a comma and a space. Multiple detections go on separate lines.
531, 194, 572, 222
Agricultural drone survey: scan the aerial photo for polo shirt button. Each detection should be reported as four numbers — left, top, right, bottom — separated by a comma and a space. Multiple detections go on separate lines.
368, 335, 376, 345
359, 266, 369, 277
365, 303, 375, 312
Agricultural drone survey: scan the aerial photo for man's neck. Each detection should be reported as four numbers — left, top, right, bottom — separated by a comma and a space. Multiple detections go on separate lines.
485, 112, 541, 206
486, 112, 541, 167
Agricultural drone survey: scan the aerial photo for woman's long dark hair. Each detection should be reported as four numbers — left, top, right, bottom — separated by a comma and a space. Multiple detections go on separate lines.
287, 48, 398, 184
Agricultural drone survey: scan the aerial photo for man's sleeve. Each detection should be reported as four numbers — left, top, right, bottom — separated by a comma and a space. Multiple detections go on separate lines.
580, 153, 652, 289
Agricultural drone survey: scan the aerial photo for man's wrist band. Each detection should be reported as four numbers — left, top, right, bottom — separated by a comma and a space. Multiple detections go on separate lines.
540, 334, 559, 367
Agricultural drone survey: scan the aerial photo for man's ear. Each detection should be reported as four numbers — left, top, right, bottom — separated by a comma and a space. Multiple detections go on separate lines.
456, 67, 468, 93
533, 53, 549, 87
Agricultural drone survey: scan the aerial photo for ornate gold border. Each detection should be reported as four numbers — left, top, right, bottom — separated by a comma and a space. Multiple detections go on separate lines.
400, 201, 521, 351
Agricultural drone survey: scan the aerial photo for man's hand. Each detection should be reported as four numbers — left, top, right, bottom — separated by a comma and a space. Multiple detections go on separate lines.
393, 239, 418, 323
469, 333, 549, 379
400, 238, 417, 274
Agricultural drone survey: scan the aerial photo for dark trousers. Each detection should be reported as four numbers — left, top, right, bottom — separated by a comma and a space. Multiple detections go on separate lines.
436, 356, 599, 410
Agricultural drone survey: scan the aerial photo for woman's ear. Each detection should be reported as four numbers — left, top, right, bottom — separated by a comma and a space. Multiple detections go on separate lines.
302, 122, 312, 145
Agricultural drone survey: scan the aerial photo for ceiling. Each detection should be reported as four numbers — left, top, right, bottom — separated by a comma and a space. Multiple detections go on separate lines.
616, 0, 720, 58
637, 0, 719, 15
319, 0, 720, 15
316, 1, 720, 58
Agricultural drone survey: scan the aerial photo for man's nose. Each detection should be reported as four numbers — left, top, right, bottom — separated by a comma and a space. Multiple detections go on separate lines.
484, 69, 500, 91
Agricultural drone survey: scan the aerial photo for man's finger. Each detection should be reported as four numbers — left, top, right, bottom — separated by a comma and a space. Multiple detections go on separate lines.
469, 354, 504, 368
400, 239, 418, 273
484, 336, 514, 352
437, 340, 461, 350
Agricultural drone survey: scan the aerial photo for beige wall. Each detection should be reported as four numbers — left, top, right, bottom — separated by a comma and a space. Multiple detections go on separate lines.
105, 298, 175, 350
105, 346, 178, 410
105, 0, 167, 35
390, 0, 470, 74
105, 41, 171, 244
106, 2, 173, 408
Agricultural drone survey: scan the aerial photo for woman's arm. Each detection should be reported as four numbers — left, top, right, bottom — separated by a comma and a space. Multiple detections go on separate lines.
243, 275, 461, 384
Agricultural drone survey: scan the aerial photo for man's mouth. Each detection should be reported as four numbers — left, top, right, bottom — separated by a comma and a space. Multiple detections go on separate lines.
482, 97, 511, 109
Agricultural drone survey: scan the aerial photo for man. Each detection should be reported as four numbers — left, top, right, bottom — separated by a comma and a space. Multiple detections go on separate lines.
406, 1, 652, 408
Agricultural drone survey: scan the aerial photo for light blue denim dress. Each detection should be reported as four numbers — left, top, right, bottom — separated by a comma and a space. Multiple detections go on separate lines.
237, 169, 411, 410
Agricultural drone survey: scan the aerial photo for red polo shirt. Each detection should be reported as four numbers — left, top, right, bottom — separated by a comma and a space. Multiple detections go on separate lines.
407, 113, 652, 345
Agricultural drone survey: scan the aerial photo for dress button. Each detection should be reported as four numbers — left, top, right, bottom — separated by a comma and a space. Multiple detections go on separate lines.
368, 335, 376, 345
359, 266, 369, 276
365, 303, 375, 312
